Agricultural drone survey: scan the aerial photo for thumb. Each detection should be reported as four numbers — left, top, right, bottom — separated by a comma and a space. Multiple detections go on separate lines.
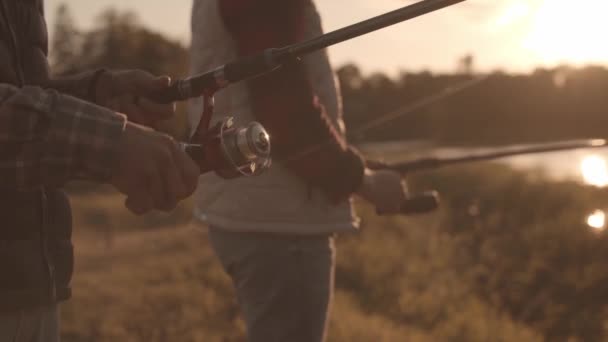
147, 75, 172, 91
133, 73, 172, 93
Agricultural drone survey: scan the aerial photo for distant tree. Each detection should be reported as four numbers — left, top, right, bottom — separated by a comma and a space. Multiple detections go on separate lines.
457, 54, 475, 75
337, 63, 364, 90
71, 9, 189, 77
51, 3, 81, 75
49, 6, 190, 138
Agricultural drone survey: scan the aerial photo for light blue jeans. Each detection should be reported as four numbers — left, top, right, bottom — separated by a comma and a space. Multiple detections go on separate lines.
0, 305, 59, 342
209, 228, 336, 342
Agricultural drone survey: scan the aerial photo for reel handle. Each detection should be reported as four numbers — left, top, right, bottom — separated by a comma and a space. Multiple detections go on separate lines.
149, 49, 286, 104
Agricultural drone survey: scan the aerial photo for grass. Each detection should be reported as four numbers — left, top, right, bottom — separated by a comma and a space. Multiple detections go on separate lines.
59, 162, 608, 341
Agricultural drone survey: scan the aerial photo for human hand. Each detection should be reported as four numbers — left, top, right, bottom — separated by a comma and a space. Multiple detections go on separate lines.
357, 168, 407, 215
95, 70, 175, 128
111, 122, 200, 215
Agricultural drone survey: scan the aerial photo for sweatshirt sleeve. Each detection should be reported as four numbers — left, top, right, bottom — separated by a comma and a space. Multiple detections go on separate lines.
218, 0, 365, 202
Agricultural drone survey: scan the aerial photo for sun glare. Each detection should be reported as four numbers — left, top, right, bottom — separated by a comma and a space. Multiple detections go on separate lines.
587, 210, 606, 231
581, 155, 608, 187
495, 1, 531, 29
524, 0, 608, 65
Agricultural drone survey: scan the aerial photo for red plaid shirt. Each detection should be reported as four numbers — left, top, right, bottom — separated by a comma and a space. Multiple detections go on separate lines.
0, 84, 126, 190
219, 0, 365, 202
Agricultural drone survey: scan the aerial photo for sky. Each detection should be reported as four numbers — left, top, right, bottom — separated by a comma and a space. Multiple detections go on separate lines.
45, 0, 608, 76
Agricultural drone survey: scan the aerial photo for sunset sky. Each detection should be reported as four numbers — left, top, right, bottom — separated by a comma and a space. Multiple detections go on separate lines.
45, 0, 608, 75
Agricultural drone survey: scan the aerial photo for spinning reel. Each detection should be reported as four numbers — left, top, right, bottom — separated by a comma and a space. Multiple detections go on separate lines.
178, 91, 271, 179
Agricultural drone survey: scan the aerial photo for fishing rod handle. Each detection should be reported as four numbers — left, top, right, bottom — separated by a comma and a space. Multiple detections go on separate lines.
152, 49, 287, 104
377, 191, 440, 216
152, 70, 221, 104
401, 191, 440, 214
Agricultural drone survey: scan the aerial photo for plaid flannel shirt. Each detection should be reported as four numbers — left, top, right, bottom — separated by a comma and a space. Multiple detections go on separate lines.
0, 84, 126, 190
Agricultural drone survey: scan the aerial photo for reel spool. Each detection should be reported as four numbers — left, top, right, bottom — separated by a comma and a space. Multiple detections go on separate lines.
180, 117, 272, 179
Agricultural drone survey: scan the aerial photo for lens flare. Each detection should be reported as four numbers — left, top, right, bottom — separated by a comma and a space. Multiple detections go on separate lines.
580, 155, 608, 187
587, 210, 606, 230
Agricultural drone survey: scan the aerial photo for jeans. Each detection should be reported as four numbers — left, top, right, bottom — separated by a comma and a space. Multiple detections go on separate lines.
0, 305, 59, 342
209, 228, 335, 342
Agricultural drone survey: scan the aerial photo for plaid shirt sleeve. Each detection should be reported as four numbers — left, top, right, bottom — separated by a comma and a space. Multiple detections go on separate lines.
46, 69, 106, 104
0, 84, 127, 190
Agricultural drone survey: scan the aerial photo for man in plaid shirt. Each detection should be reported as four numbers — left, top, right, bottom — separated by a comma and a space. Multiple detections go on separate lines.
0, 1, 200, 341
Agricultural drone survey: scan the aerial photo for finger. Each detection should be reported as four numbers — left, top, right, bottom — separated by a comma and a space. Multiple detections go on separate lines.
104, 97, 124, 113
399, 176, 409, 194
129, 71, 172, 93
125, 195, 153, 216
172, 144, 201, 197
389, 186, 406, 213
126, 197, 145, 216
120, 95, 149, 125
137, 97, 176, 121
125, 169, 156, 215
152, 139, 185, 212
397, 180, 408, 203
155, 194, 179, 213
145, 164, 166, 212
118, 70, 174, 114
163, 149, 187, 208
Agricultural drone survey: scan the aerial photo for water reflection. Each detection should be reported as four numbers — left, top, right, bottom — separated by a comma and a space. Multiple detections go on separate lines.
580, 155, 608, 187
587, 210, 606, 231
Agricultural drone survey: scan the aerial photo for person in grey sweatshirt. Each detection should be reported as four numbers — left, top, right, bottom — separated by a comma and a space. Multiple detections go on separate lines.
189, 1, 407, 341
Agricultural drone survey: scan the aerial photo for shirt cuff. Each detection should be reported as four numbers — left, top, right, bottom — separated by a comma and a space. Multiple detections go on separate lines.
45, 90, 127, 182
45, 69, 107, 104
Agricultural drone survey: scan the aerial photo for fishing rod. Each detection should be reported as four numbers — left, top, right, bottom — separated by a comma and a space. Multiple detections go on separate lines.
362, 139, 608, 215
158, 0, 468, 181
370, 139, 608, 173
157, 0, 467, 104
355, 74, 491, 137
